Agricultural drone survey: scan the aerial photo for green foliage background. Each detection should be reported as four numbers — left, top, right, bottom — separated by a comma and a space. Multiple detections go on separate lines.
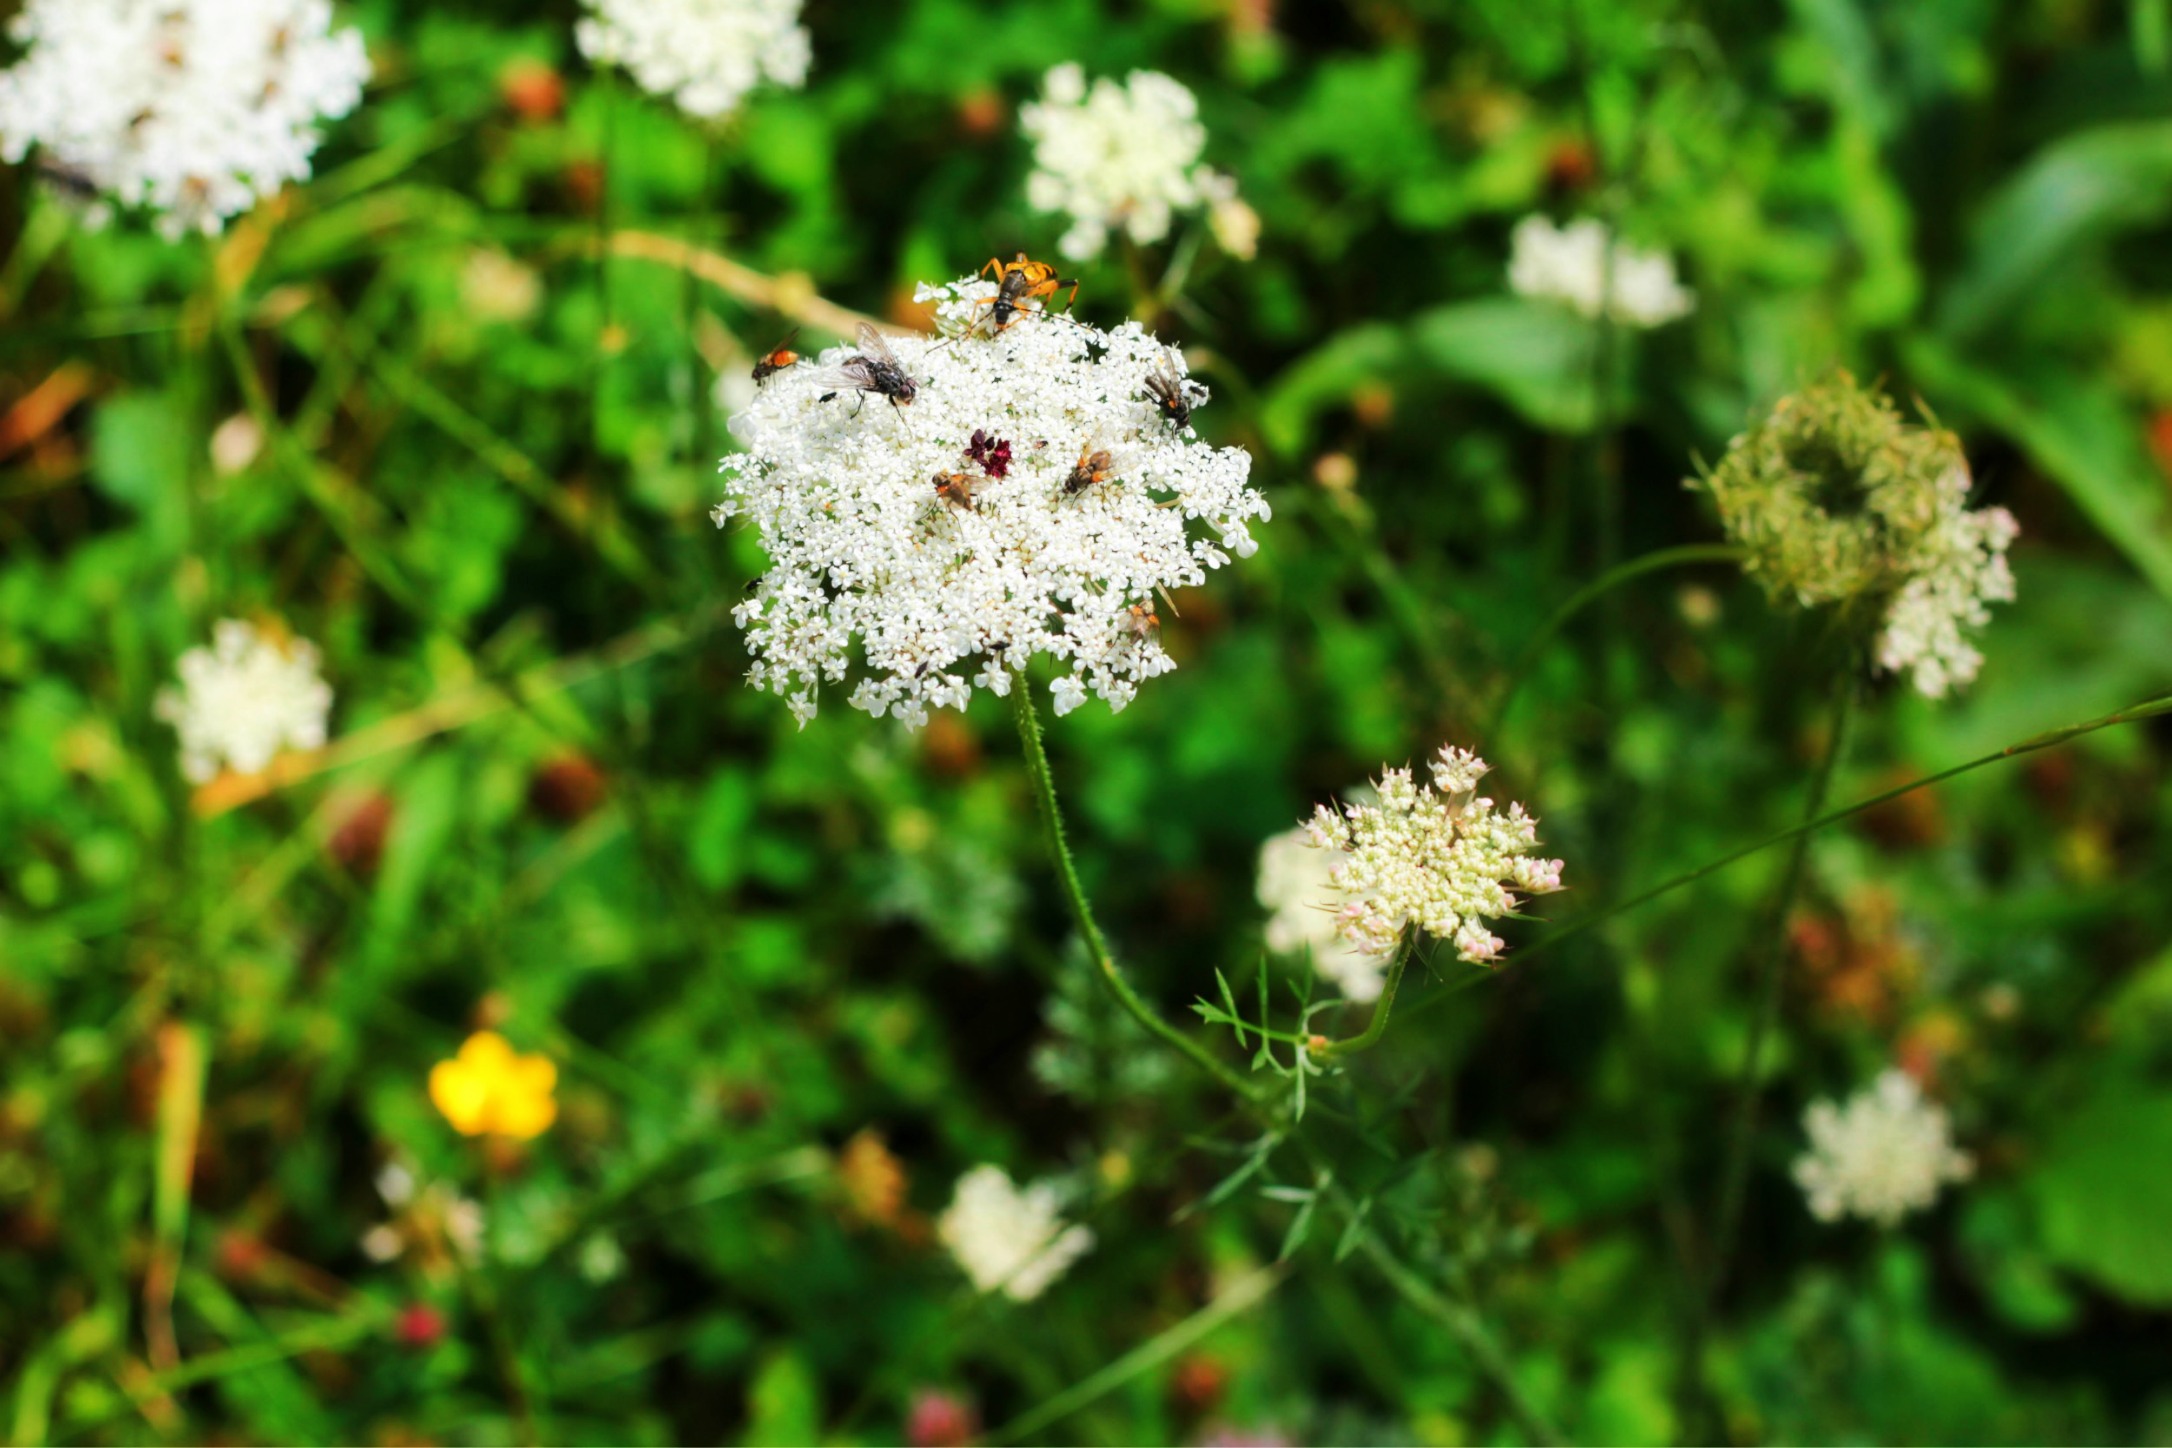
3, 0, 2172, 1442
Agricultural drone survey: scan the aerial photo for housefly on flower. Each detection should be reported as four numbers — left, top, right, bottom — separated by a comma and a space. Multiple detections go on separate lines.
818, 324, 919, 424
1143, 348, 1196, 431
751, 330, 801, 384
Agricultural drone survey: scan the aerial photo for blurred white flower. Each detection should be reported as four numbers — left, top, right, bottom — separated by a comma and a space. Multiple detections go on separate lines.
1019, 64, 1245, 261
1256, 826, 1394, 1001
713, 277, 1268, 728
938, 1164, 1094, 1302
1874, 473, 2019, 698
1508, 215, 1693, 328
576, 0, 809, 120
1793, 1069, 1973, 1226
461, 248, 543, 325
1303, 746, 1564, 964
209, 414, 265, 476
155, 619, 332, 783
364, 1159, 485, 1266
0, 0, 370, 239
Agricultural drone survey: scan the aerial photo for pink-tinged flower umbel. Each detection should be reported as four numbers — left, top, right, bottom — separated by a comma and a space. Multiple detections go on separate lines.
1303, 745, 1563, 964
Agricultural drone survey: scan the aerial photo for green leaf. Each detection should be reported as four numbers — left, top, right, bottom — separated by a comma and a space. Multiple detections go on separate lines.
688, 766, 758, 890
1277, 1193, 1318, 1262
1906, 337, 2172, 603
89, 391, 190, 514
742, 1346, 820, 1447
2024, 1085, 2172, 1306
1257, 322, 1407, 458
1938, 122, 2172, 340
1409, 298, 1603, 433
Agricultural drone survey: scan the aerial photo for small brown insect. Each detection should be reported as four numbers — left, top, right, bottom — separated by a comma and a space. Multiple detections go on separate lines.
1144, 348, 1194, 431
751, 330, 801, 384
1064, 446, 1114, 496
933, 471, 983, 511
1120, 603, 1160, 641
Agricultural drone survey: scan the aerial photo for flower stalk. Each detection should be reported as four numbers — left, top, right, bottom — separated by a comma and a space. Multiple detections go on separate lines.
1313, 928, 1416, 1061
1009, 677, 1265, 1103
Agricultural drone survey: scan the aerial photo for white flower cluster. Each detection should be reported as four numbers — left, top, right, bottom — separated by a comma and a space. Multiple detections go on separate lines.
0, 0, 370, 239
1873, 469, 2019, 699
362, 1160, 483, 1267
1303, 747, 1564, 964
713, 277, 1269, 728
937, 1164, 1094, 1302
575, 0, 809, 120
1019, 64, 1246, 262
1256, 826, 1395, 1001
1793, 1069, 1973, 1227
155, 619, 332, 783
1508, 215, 1694, 328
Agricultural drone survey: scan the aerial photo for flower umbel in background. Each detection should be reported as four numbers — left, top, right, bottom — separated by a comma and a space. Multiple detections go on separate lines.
1508, 215, 1694, 328
0, 0, 369, 238
714, 277, 1268, 727
429, 1032, 558, 1140
575, 0, 809, 120
1303, 746, 1564, 964
1019, 64, 1249, 262
1256, 826, 1395, 1001
937, 1165, 1094, 1302
362, 1160, 484, 1272
1694, 372, 2019, 697
155, 619, 332, 784
1793, 1069, 1973, 1226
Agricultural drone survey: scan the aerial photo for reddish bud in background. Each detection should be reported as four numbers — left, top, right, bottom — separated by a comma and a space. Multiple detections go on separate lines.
2149, 409, 2172, 481
955, 88, 1006, 139
500, 59, 564, 123
906, 1389, 978, 1448
328, 792, 394, 877
396, 1302, 446, 1349
918, 712, 981, 779
565, 159, 606, 214
530, 754, 607, 823
1171, 1352, 1230, 1416
1544, 138, 1598, 193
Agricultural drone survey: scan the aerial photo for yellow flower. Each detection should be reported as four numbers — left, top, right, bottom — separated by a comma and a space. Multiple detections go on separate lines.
428, 1031, 557, 1140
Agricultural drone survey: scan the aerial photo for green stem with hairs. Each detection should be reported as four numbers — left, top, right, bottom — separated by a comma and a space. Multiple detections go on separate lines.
1009, 678, 1265, 1103
1315, 928, 1416, 1060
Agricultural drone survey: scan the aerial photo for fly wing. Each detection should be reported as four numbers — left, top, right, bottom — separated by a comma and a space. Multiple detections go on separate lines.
856, 323, 904, 370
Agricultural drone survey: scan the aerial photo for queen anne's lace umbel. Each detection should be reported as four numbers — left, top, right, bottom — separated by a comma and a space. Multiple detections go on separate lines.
1793, 1069, 1973, 1227
0, 0, 369, 238
1257, 826, 1394, 1001
937, 1165, 1094, 1302
1695, 373, 2018, 698
1508, 215, 1694, 328
713, 278, 1268, 728
575, 0, 809, 120
155, 619, 332, 783
1303, 747, 1564, 964
1019, 64, 1243, 262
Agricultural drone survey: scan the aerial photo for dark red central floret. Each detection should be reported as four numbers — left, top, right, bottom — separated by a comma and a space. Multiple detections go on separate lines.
966, 428, 1012, 480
